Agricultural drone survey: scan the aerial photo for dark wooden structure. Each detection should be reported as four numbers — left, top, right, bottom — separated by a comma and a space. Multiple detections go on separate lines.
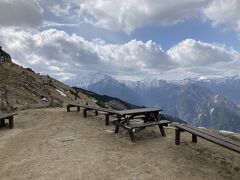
175, 124, 240, 154
0, 112, 17, 129
113, 108, 171, 142
67, 103, 118, 126
67, 104, 171, 142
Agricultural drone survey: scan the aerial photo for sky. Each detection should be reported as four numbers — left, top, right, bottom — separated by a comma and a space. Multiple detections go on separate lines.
0, 0, 240, 81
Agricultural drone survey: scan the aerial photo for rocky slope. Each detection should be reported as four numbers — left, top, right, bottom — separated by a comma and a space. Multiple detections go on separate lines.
0, 49, 95, 112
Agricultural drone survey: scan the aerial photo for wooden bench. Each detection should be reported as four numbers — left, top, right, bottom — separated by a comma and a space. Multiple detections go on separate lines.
175, 124, 240, 154
67, 103, 119, 125
124, 120, 171, 142
114, 116, 171, 142
0, 112, 17, 129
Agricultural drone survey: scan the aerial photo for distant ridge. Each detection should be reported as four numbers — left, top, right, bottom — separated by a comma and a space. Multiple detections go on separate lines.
66, 73, 240, 132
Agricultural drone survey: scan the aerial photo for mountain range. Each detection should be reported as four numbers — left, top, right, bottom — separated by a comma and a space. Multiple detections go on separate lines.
65, 73, 240, 132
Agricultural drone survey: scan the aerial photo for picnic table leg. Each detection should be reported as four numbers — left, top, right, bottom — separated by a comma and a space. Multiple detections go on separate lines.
77, 106, 80, 112
105, 114, 110, 126
114, 116, 121, 133
129, 130, 135, 142
83, 109, 87, 118
95, 110, 98, 116
158, 125, 166, 137
154, 112, 161, 120
143, 117, 147, 123
8, 116, 14, 129
175, 129, 181, 145
67, 105, 70, 112
192, 134, 197, 143
0, 119, 6, 127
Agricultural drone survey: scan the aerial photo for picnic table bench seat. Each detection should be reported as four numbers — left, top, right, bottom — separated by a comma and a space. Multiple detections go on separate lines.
125, 120, 171, 130
114, 117, 171, 142
67, 103, 118, 125
0, 112, 17, 129
175, 124, 240, 154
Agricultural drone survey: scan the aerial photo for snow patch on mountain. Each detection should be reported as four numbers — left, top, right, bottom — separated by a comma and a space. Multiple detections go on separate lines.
210, 108, 214, 115
56, 89, 67, 97
64, 72, 113, 88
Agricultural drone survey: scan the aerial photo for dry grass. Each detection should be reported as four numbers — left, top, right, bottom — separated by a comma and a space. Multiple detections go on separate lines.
0, 108, 239, 180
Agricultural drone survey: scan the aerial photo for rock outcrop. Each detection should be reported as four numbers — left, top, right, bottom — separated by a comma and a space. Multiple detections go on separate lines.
0, 46, 12, 63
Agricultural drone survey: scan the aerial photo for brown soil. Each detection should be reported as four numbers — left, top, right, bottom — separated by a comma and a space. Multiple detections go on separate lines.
0, 108, 240, 180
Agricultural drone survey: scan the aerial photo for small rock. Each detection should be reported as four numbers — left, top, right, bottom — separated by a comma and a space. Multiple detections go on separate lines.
57, 136, 74, 142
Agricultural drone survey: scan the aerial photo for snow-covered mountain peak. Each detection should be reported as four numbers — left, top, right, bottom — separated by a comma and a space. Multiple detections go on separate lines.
64, 72, 113, 88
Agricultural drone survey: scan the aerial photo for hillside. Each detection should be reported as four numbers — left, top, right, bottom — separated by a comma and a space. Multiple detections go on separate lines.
190, 76, 240, 105
74, 87, 141, 110
0, 49, 95, 112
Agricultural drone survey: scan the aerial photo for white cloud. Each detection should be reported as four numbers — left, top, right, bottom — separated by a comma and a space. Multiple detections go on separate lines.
167, 39, 240, 78
47, 0, 210, 33
45, 0, 240, 36
0, 0, 43, 28
168, 39, 238, 66
1, 0, 239, 36
203, 0, 240, 34
0, 28, 173, 80
1, 28, 240, 80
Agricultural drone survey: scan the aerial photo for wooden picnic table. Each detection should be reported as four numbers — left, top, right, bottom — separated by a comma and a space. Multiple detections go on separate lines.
113, 108, 171, 142
67, 104, 171, 141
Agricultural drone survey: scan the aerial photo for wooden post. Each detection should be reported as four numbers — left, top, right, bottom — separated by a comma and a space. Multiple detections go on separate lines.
67, 105, 70, 112
143, 117, 147, 123
77, 106, 80, 112
83, 109, 87, 118
95, 110, 98, 116
158, 125, 166, 137
105, 114, 110, 126
0, 119, 5, 127
75, 89, 79, 100
129, 130, 135, 142
114, 116, 121, 133
192, 134, 197, 143
9, 116, 14, 129
175, 129, 181, 145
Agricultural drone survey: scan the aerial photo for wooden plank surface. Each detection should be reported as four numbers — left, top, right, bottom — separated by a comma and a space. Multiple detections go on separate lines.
182, 124, 240, 148
67, 103, 118, 114
67, 104, 162, 117
117, 108, 162, 115
126, 120, 171, 129
0, 112, 17, 120
176, 124, 240, 153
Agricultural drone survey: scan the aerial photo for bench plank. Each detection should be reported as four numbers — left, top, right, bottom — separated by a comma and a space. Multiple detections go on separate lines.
67, 103, 118, 114
126, 120, 171, 129
117, 108, 162, 116
0, 112, 17, 119
182, 125, 240, 148
175, 124, 240, 154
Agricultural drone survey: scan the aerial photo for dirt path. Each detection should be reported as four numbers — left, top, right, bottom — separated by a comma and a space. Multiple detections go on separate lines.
0, 108, 239, 180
